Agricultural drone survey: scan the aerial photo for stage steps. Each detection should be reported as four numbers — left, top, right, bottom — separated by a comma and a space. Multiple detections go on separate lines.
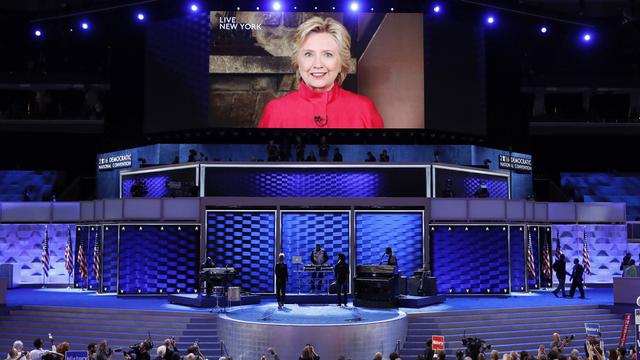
401, 305, 632, 359
0, 306, 223, 359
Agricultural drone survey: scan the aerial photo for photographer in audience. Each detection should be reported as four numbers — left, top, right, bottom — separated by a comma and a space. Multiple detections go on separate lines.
162, 339, 178, 360
299, 345, 319, 360
29, 339, 46, 360
95, 341, 112, 360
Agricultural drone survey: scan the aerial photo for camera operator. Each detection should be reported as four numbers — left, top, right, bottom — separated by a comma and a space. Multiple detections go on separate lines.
462, 337, 491, 360
551, 333, 574, 352
184, 340, 205, 360
124, 342, 152, 360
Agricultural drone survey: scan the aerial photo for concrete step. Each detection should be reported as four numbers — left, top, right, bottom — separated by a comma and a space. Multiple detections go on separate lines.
407, 308, 612, 322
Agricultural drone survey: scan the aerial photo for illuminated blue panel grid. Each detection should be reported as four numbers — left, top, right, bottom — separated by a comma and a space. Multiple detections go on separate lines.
527, 226, 540, 290
122, 176, 170, 198
463, 178, 509, 199
101, 225, 118, 293
206, 211, 275, 294
355, 212, 423, 275
281, 212, 350, 293
431, 225, 510, 294
74, 225, 100, 290
118, 225, 199, 294
509, 226, 526, 292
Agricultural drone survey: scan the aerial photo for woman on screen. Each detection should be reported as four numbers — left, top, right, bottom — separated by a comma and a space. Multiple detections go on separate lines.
258, 16, 384, 129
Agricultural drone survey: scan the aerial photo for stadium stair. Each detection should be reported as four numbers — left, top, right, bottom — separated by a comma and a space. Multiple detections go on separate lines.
0, 306, 222, 359
401, 305, 633, 359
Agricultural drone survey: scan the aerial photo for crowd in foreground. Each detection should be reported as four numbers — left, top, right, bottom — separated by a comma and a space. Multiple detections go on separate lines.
5, 332, 635, 360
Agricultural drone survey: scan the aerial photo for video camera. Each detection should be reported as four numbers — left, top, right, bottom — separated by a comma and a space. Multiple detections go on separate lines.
119, 332, 154, 359
462, 336, 492, 360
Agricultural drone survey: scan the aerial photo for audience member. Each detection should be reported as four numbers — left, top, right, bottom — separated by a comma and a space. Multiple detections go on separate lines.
619, 347, 629, 360
29, 339, 46, 360
365, 152, 376, 162
333, 148, 343, 162
155, 346, 166, 360
318, 136, 330, 161
379, 149, 390, 162
373, 353, 383, 360
423, 340, 434, 360
299, 345, 319, 360
295, 136, 306, 161
490, 350, 500, 360
390, 353, 400, 360
624, 260, 638, 277
437, 350, 446, 360
306, 151, 317, 162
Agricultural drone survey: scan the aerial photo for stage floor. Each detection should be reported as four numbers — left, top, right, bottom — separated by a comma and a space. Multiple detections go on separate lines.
3, 287, 614, 313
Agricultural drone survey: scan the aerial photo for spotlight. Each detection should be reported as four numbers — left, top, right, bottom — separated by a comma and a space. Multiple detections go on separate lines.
137, 13, 145, 21
433, 4, 441, 14
190, 3, 199, 12
582, 32, 592, 42
486, 16, 495, 25
350, 2, 359, 12
81, 22, 89, 30
540, 26, 548, 34
34, 29, 42, 37
272, 1, 282, 11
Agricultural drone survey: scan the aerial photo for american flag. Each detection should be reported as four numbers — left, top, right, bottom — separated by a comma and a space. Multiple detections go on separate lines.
64, 226, 73, 275
41, 226, 50, 278
93, 231, 101, 280
554, 230, 563, 260
78, 243, 88, 280
583, 231, 592, 275
542, 240, 552, 279
527, 231, 537, 280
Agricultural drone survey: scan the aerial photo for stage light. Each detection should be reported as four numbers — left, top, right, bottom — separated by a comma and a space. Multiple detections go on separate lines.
540, 26, 548, 34
81, 22, 89, 30
190, 3, 199, 12
34, 29, 42, 37
433, 4, 441, 14
272, 1, 282, 11
486, 16, 495, 25
582, 32, 592, 42
350, 2, 359, 12
137, 13, 145, 21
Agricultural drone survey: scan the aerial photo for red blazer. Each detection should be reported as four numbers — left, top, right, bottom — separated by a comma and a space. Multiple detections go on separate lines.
258, 81, 384, 129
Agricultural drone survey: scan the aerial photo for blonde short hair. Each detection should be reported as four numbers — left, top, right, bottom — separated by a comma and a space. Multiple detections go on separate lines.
291, 16, 351, 85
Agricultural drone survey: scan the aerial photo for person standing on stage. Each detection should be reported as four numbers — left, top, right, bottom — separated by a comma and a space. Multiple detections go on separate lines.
552, 254, 567, 298
334, 252, 349, 306
310, 243, 329, 293
569, 258, 585, 299
275, 253, 288, 309
200, 256, 215, 296
384, 247, 398, 266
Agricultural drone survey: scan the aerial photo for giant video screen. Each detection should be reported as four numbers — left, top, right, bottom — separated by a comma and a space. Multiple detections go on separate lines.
209, 11, 425, 129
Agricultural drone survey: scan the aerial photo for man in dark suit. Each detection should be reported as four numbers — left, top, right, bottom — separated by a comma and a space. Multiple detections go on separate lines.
569, 258, 585, 298
310, 244, 329, 293
334, 253, 349, 306
275, 253, 288, 309
552, 254, 567, 297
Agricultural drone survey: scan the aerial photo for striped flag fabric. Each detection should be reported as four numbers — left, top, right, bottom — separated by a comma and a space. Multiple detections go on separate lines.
93, 231, 101, 280
527, 231, 537, 280
41, 226, 50, 278
78, 243, 88, 280
583, 231, 592, 275
64, 226, 73, 275
554, 231, 562, 260
542, 240, 552, 279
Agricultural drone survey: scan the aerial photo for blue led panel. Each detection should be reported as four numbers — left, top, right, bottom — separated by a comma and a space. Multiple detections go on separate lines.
101, 225, 118, 293
206, 211, 275, 294
74, 225, 100, 290
431, 225, 510, 294
118, 224, 199, 294
355, 212, 423, 275
527, 226, 540, 290
463, 178, 509, 199
122, 176, 170, 198
509, 226, 526, 292
281, 212, 350, 293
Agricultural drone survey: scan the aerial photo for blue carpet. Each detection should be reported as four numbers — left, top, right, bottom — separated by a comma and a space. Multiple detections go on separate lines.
4, 287, 614, 314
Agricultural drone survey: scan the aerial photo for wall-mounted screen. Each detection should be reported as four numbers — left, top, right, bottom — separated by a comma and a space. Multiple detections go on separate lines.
209, 11, 424, 129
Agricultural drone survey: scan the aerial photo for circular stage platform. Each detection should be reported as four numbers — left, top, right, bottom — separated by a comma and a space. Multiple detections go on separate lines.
218, 304, 408, 360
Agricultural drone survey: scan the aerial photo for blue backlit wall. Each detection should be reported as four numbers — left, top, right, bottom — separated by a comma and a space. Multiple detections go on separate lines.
509, 226, 526, 292
0, 224, 75, 285
430, 225, 510, 294
102, 225, 119, 293
118, 224, 199, 294
206, 211, 276, 293
355, 212, 423, 275
281, 212, 350, 293
553, 224, 632, 284
75, 225, 100, 290
0, 171, 58, 201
